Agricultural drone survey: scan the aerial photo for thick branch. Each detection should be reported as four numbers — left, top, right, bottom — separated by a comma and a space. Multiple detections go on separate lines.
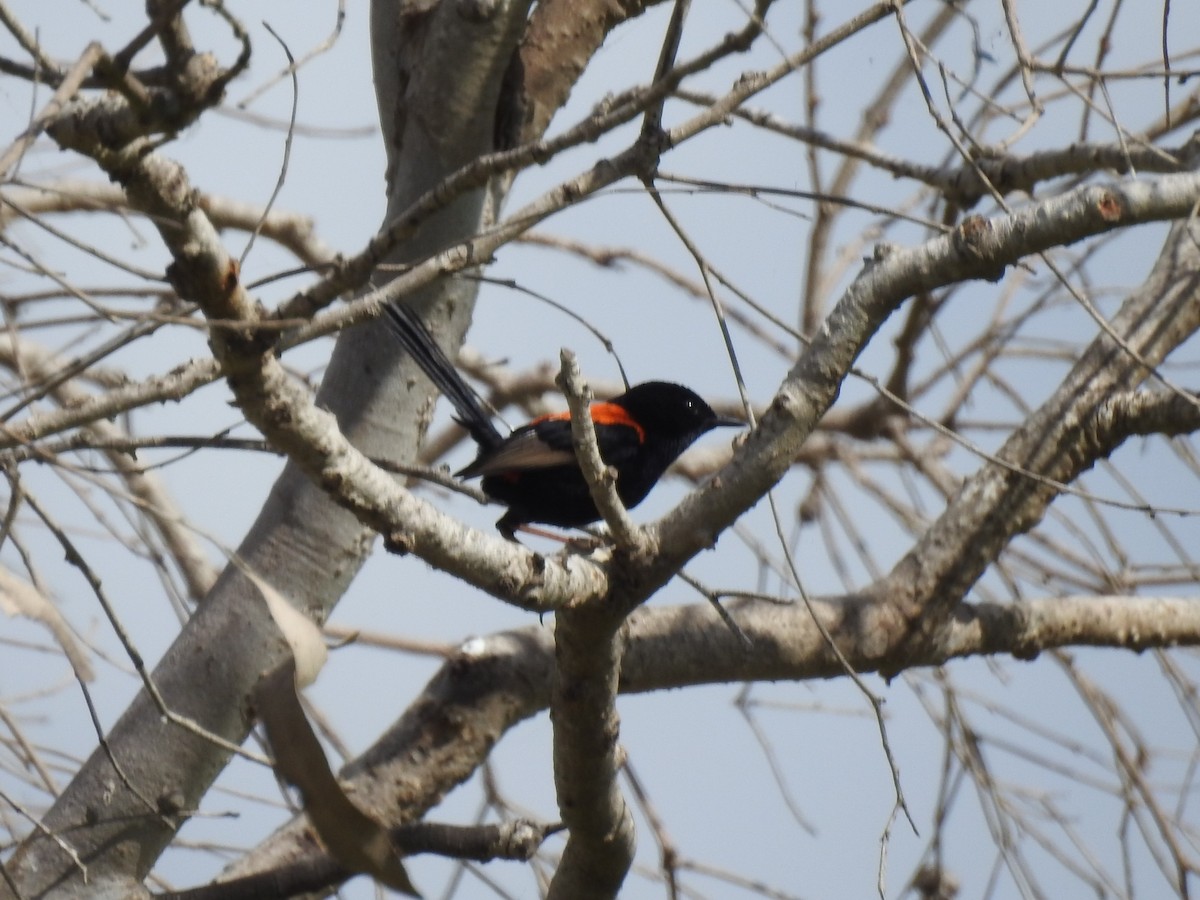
641, 176, 1200, 593
5, 2, 536, 896
548, 605, 636, 900
518, 0, 665, 140
159, 819, 555, 900
1093, 387, 1200, 439
228, 591, 1200, 888
880, 217, 1200, 657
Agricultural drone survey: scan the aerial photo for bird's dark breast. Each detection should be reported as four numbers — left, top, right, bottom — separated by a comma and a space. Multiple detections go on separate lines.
481, 467, 600, 527
480, 452, 673, 528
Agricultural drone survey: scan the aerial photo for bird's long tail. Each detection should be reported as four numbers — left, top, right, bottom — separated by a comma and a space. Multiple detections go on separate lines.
382, 304, 504, 450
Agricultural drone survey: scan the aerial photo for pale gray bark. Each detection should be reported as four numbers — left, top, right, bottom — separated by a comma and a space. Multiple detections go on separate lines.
3, 1, 530, 895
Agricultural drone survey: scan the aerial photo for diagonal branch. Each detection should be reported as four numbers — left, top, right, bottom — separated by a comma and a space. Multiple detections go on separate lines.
227, 590, 1200, 890
4, 2, 537, 896
879, 216, 1200, 657
646, 175, 1200, 570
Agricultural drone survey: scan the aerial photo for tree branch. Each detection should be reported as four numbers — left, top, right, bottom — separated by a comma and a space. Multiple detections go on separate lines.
4, 1, 537, 894
227, 591, 1200, 890
879, 216, 1200, 659
558, 350, 644, 550
547, 604, 636, 899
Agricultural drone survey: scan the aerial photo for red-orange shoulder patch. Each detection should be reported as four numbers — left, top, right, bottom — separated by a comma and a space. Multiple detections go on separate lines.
590, 402, 645, 442
531, 404, 646, 442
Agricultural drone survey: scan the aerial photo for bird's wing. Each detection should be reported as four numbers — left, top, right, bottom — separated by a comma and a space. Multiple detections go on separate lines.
460, 411, 644, 477
458, 420, 576, 477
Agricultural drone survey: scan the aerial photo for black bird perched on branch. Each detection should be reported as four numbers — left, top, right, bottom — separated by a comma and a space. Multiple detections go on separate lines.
383, 304, 742, 540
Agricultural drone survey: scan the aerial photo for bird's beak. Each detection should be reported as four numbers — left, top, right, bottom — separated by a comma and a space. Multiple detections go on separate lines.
714, 415, 746, 429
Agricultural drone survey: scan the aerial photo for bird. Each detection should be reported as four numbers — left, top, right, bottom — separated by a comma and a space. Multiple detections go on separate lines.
383, 303, 743, 540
